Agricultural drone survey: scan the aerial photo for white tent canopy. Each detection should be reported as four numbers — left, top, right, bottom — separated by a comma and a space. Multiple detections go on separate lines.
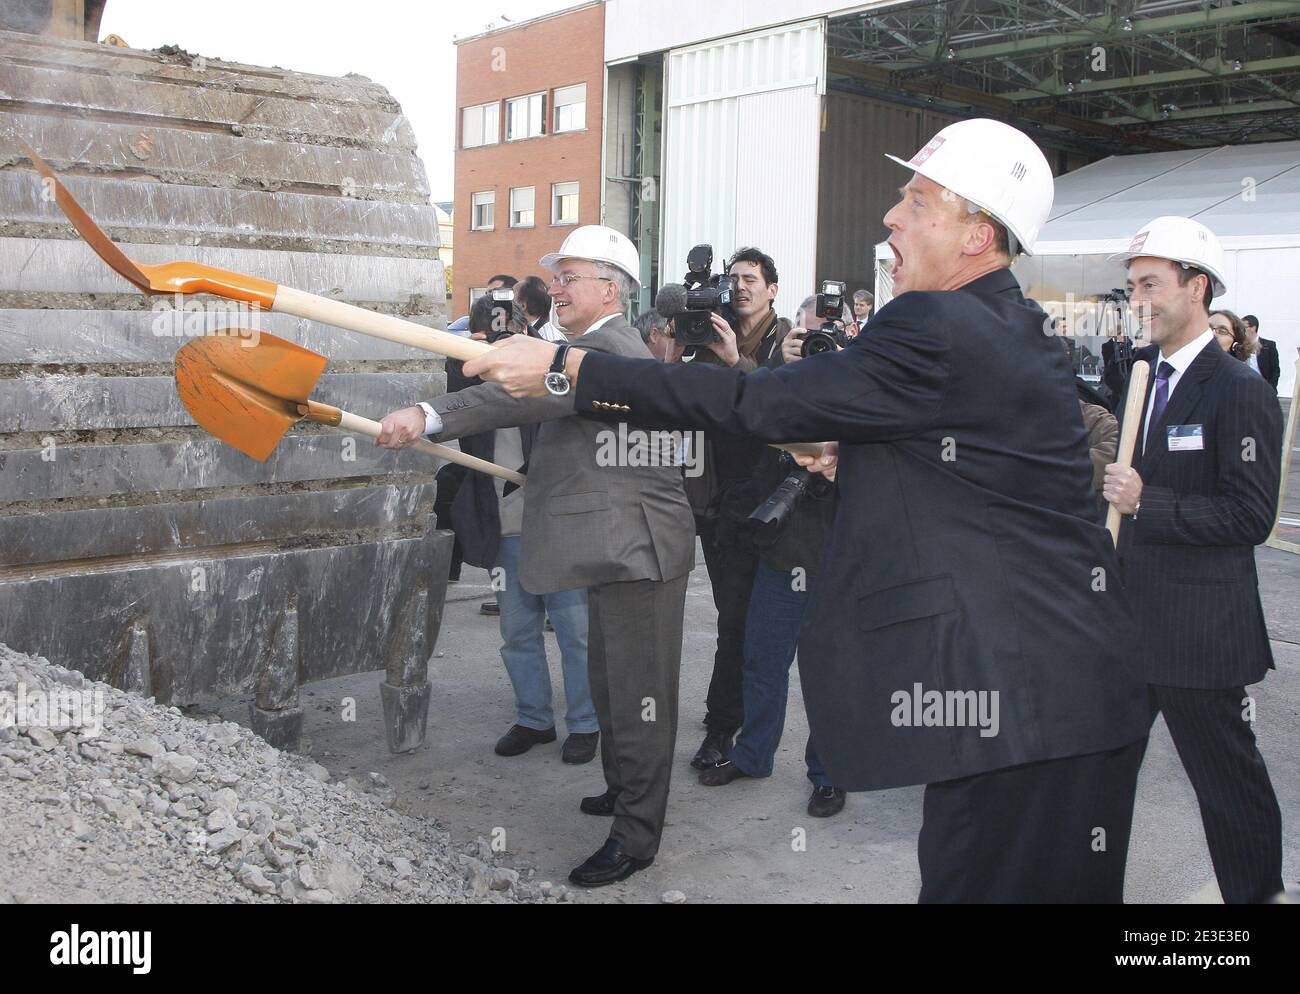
876, 140, 1300, 397
1024, 140, 1299, 398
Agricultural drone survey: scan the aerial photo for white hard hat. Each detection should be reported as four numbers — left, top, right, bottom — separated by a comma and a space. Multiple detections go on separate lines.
539, 225, 641, 285
1108, 215, 1228, 297
885, 118, 1054, 255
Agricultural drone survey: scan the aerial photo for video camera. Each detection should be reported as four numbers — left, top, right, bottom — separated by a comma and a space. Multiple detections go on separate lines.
654, 244, 738, 349
801, 280, 850, 357
484, 287, 518, 344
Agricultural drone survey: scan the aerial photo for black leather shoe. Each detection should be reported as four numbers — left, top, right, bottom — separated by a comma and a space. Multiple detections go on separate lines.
568, 838, 653, 888
690, 730, 734, 770
480, 600, 500, 616
562, 731, 599, 765
579, 789, 618, 816
494, 724, 556, 756
698, 759, 751, 787
807, 786, 846, 818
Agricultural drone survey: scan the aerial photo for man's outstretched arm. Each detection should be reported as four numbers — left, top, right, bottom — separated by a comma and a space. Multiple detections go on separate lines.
464, 303, 950, 445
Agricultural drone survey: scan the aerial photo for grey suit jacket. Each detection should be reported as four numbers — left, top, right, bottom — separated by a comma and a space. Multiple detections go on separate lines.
426, 315, 696, 594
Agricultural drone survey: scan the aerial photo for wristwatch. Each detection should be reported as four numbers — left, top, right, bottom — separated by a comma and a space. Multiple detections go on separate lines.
1131, 500, 1141, 520
544, 343, 572, 396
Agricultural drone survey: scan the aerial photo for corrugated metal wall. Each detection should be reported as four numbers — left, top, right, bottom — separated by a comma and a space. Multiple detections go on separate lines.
661, 19, 824, 316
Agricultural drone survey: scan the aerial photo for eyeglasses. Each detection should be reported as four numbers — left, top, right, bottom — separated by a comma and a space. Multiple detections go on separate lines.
548, 274, 614, 288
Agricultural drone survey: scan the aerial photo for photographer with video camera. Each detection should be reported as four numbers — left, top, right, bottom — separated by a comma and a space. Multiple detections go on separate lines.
445, 292, 597, 766
657, 246, 791, 770
699, 292, 848, 817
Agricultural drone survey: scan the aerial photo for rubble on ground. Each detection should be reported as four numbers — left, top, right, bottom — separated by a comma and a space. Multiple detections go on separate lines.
0, 644, 571, 904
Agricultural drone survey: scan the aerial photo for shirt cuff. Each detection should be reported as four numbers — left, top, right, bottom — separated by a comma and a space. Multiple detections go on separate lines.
417, 402, 443, 436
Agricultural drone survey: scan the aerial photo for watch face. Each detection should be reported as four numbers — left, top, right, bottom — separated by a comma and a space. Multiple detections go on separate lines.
544, 371, 571, 396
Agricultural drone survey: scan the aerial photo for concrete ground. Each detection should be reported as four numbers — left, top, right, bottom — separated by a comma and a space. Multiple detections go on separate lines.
206, 529, 1300, 904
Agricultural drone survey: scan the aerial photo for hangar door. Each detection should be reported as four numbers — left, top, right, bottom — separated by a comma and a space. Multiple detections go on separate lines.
660, 19, 825, 317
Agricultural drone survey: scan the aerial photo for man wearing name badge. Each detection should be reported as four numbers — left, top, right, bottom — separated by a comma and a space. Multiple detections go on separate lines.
375, 226, 696, 888
464, 119, 1153, 903
1104, 216, 1285, 904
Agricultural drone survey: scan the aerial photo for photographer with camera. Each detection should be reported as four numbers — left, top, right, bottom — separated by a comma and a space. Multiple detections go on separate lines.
661, 247, 791, 770
699, 293, 847, 816
444, 293, 598, 765
781, 284, 855, 363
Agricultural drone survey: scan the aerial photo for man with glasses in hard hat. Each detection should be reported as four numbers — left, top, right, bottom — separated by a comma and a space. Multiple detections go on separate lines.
376, 226, 696, 889
465, 119, 1153, 903
1105, 216, 1284, 903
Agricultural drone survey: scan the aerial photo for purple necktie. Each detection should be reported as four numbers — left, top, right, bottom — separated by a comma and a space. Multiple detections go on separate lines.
1144, 361, 1176, 454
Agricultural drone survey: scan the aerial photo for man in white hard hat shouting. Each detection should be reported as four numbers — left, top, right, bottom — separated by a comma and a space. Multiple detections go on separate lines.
465, 119, 1152, 902
1105, 216, 1284, 903
377, 226, 696, 888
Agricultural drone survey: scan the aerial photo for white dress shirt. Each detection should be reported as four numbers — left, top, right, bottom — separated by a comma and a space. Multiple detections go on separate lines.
1141, 328, 1213, 454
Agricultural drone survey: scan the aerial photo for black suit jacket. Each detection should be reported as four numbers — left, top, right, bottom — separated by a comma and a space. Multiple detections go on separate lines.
1256, 337, 1280, 391
574, 268, 1150, 790
445, 343, 537, 570
1116, 340, 1281, 689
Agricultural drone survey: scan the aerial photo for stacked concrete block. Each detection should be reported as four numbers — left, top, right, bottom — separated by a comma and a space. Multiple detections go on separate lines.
0, 30, 453, 751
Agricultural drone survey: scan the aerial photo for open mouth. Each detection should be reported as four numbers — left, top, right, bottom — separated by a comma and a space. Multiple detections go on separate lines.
889, 241, 904, 280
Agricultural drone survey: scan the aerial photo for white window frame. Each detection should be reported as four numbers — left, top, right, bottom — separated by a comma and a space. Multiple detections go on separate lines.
470, 191, 495, 231
461, 102, 499, 148
468, 287, 488, 311
510, 186, 535, 228
553, 84, 586, 133
552, 181, 579, 226
506, 92, 545, 141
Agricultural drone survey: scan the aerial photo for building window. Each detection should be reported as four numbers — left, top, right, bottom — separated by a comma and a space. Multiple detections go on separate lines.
462, 102, 499, 148
471, 191, 494, 231
469, 287, 488, 310
506, 92, 545, 141
553, 84, 586, 133
510, 186, 535, 228
552, 182, 579, 225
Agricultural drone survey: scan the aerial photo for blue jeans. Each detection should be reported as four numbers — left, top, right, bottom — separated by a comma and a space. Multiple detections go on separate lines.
496, 535, 597, 733
729, 561, 832, 787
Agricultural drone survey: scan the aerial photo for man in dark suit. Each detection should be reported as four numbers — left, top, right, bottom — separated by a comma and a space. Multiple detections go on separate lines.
377, 227, 696, 888
1242, 314, 1281, 391
465, 119, 1153, 903
1105, 218, 1284, 904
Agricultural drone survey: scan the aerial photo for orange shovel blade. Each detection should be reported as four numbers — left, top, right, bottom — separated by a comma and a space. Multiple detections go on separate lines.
21, 140, 153, 294
20, 142, 278, 307
176, 332, 328, 462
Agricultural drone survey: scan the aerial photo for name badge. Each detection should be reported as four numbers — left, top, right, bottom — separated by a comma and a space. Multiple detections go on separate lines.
1167, 424, 1204, 451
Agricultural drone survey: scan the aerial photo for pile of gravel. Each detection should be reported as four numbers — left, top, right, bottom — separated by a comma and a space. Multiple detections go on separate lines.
0, 644, 569, 904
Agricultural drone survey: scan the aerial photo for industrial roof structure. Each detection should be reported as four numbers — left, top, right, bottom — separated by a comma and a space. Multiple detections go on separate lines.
828, 0, 1300, 158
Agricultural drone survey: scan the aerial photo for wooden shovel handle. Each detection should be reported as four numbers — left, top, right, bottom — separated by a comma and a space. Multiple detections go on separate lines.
273, 285, 491, 362
1106, 359, 1151, 547
334, 411, 525, 486
772, 441, 827, 459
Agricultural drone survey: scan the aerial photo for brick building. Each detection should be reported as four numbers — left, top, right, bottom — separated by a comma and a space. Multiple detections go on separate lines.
453, 1, 605, 314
